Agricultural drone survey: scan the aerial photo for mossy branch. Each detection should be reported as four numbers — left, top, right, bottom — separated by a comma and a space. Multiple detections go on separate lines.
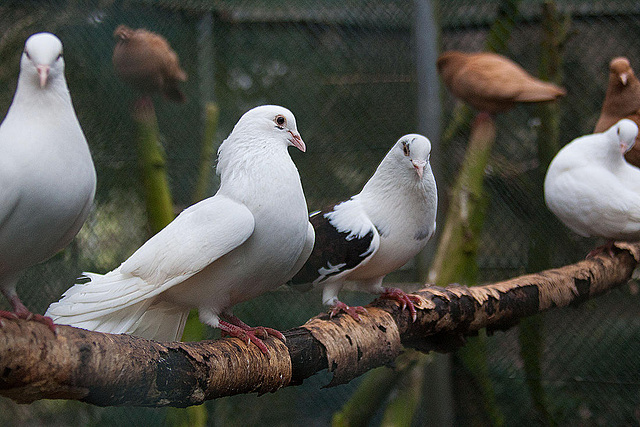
428, 114, 495, 286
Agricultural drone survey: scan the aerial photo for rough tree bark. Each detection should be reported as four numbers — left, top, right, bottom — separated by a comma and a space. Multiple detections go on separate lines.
1, 242, 638, 407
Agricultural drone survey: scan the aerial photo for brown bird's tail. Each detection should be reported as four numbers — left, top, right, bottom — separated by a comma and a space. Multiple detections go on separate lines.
515, 80, 566, 103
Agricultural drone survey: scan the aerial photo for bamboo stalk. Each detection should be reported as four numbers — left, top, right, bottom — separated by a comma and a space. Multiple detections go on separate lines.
379, 351, 429, 427
331, 366, 403, 427
132, 99, 175, 235
428, 114, 495, 286
428, 114, 504, 426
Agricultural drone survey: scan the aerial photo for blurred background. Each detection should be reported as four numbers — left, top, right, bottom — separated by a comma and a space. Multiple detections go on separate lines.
2, 0, 640, 425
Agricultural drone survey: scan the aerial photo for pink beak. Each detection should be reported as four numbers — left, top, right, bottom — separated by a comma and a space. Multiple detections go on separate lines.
621, 143, 629, 154
288, 131, 306, 152
37, 65, 50, 88
620, 72, 629, 86
412, 160, 426, 178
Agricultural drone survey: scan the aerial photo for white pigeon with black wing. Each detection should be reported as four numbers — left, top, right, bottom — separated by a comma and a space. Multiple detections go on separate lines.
291, 134, 437, 321
0, 33, 96, 330
47, 105, 314, 353
545, 119, 640, 257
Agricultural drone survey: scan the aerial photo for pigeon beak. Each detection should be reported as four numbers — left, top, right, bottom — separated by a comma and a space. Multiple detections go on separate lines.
620, 72, 629, 86
412, 160, 426, 179
621, 143, 631, 154
37, 65, 50, 88
288, 131, 306, 152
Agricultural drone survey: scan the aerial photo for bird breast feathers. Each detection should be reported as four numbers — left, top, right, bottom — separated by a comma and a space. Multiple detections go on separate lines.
546, 164, 640, 238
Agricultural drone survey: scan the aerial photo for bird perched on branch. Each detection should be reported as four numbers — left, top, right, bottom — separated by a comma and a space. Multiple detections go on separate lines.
290, 134, 437, 321
544, 119, 640, 257
112, 25, 187, 103
0, 33, 96, 331
437, 50, 566, 114
594, 57, 640, 168
47, 105, 314, 353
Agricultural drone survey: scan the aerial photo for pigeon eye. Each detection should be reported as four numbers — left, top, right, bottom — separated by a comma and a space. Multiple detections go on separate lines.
56, 53, 63, 61
24, 50, 31, 60
401, 141, 410, 156
275, 115, 286, 128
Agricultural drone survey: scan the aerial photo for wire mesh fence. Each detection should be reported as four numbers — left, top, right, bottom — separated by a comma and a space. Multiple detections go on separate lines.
1, 0, 640, 425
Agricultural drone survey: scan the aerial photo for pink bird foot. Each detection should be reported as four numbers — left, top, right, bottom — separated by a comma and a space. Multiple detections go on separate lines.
329, 301, 368, 322
0, 296, 57, 334
379, 287, 420, 322
218, 314, 285, 354
587, 240, 616, 259
0, 310, 17, 327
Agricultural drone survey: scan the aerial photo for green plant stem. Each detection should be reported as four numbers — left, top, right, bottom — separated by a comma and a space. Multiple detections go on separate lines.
132, 101, 175, 235
192, 102, 220, 203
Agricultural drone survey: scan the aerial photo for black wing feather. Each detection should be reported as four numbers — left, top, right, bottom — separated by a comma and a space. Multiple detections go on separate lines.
290, 205, 375, 286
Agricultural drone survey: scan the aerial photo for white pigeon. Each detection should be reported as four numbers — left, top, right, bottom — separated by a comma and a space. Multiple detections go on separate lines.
0, 33, 96, 330
47, 105, 314, 353
290, 134, 437, 321
544, 119, 640, 257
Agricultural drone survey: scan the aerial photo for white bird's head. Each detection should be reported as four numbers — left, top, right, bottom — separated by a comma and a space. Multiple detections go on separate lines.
235, 105, 306, 152
608, 119, 638, 154
393, 134, 432, 179
21, 32, 65, 89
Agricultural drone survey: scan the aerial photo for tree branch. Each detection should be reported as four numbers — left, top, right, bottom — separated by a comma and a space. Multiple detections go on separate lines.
1, 242, 638, 407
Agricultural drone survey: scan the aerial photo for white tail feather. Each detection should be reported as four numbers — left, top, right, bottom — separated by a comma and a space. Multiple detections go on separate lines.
46, 269, 189, 341
130, 301, 190, 341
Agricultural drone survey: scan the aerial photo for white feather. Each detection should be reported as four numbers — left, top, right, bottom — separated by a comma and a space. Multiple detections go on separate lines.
287, 222, 316, 280
325, 199, 377, 240
47, 105, 312, 341
306, 134, 438, 305
545, 119, 640, 241
0, 33, 96, 309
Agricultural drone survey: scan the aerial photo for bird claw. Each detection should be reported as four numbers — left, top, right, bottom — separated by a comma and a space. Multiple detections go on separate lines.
379, 287, 420, 322
242, 326, 285, 343
587, 241, 616, 259
234, 328, 285, 354
226, 329, 270, 354
251, 327, 269, 340
240, 330, 270, 354
31, 314, 58, 335
0, 310, 18, 321
0, 309, 57, 334
256, 326, 286, 343
218, 318, 285, 355
0, 310, 17, 328
329, 301, 368, 322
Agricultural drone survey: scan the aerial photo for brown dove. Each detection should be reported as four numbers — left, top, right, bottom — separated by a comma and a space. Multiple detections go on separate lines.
594, 57, 640, 167
113, 25, 187, 103
437, 51, 566, 114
